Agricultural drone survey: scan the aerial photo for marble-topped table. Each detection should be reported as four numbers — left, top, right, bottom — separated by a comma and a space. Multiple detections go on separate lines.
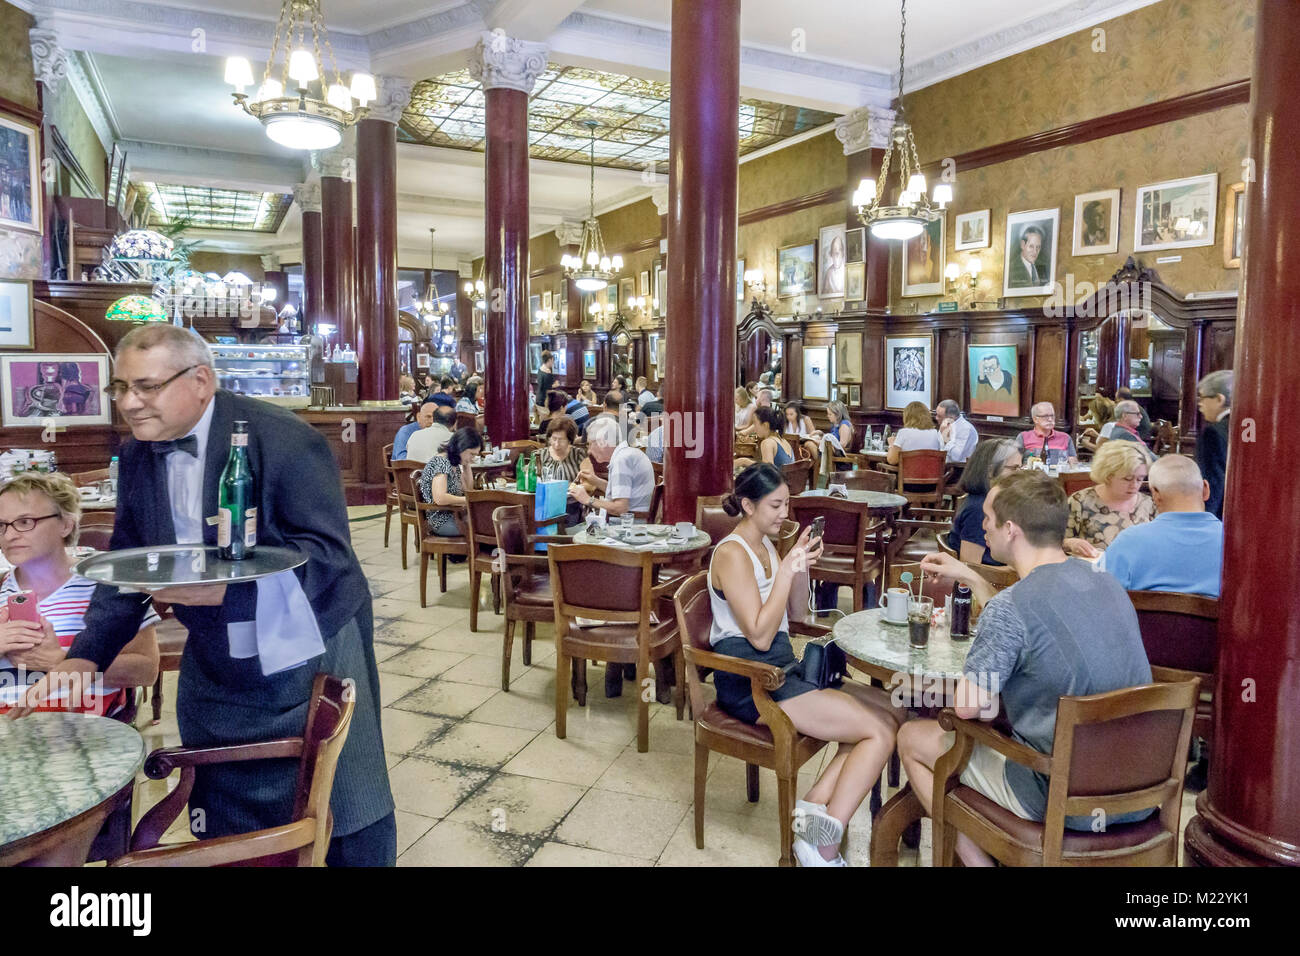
0, 712, 143, 865
799, 487, 908, 515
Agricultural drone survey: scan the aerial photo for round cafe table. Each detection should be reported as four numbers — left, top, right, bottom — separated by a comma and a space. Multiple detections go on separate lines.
571, 524, 711, 564
0, 712, 144, 866
799, 487, 908, 515
833, 606, 976, 866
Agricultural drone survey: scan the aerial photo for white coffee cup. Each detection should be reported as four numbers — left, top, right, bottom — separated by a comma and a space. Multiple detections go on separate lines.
674, 521, 694, 539
879, 586, 910, 624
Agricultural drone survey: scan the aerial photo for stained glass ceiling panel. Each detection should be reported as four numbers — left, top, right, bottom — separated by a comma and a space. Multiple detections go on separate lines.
141, 183, 293, 233
401, 65, 838, 172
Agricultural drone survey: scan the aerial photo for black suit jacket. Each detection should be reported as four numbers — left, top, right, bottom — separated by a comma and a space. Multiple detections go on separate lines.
70, 389, 368, 669
1196, 414, 1230, 519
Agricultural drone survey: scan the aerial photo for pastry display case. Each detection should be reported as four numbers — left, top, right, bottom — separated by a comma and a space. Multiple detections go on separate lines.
211, 343, 310, 407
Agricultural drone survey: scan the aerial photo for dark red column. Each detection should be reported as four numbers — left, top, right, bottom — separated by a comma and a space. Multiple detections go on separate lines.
301, 210, 323, 327
664, 0, 740, 523
320, 170, 355, 352
1184, 0, 1300, 867
355, 81, 407, 403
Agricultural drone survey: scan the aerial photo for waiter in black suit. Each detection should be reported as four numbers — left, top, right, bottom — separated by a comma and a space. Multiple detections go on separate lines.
1195, 369, 1233, 519
12, 324, 395, 864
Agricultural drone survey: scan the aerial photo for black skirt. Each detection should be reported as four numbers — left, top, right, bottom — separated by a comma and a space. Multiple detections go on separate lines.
711, 631, 819, 725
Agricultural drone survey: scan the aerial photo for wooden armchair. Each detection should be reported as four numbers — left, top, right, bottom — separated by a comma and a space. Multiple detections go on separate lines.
381, 443, 398, 548
1061, 472, 1094, 497
896, 449, 953, 522
1151, 420, 1180, 455
112, 674, 354, 867
932, 679, 1199, 866
455, 411, 478, 432
1128, 590, 1217, 742
630, 477, 665, 523
464, 489, 536, 631
70, 468, 109, 487
491, 505, 571, 691
391, 460, 426, 571
403, 469, 470, 605
780, 459, 813, 496
839, 469, 894, 493
788, 496, 883, 612
77, 510, 116, 551
549, 543, 685, 752
673, 571, 832, 867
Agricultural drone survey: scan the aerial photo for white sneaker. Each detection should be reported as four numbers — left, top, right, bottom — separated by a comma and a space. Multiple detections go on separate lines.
793, 838, 849, 867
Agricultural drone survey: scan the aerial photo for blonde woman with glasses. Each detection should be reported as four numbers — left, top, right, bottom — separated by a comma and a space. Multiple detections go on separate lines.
1063, 441, 1155, 557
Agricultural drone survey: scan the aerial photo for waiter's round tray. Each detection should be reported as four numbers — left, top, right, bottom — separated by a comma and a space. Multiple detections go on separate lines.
75, 545, 307, 589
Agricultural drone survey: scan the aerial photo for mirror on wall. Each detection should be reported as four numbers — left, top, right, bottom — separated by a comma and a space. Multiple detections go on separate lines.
610, 332, 633, 384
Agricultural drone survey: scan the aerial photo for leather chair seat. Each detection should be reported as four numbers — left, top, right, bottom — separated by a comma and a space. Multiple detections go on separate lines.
698, 701, 774, 748
511, 574, 553, 608
812, 553, 882, 575
563, 617, 677, 661
949, 785, 1166, 853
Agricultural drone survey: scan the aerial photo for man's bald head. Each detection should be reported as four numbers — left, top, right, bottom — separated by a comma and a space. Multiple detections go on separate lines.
1148, 455, 1208, 513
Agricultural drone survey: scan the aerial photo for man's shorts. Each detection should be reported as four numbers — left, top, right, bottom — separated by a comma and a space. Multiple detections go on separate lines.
942, 731, 1033, 819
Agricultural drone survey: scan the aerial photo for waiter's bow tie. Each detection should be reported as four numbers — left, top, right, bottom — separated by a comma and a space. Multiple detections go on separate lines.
152, 434, 200, 458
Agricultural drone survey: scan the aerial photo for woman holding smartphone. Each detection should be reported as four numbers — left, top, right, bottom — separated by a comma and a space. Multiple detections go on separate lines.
710, 463, 902, 867
0, 472, 159, 716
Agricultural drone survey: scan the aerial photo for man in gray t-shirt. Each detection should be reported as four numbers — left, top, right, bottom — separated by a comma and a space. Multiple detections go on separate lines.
898, 469, 1153, 866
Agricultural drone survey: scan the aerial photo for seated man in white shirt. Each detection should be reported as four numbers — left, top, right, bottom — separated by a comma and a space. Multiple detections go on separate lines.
935, 399, 979, 463
404, 404, 454, 464
573, 416, 655, 517
634, 376, 656, 409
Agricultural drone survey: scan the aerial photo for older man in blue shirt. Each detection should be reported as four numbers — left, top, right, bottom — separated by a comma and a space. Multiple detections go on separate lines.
1101, 455, 1223, 597
393, 402, 434, 461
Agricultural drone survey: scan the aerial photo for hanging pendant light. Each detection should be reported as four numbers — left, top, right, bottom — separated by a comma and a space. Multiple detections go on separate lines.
854, 0, 952, 241
561, 121, 623, 291
224, 0, 374, 151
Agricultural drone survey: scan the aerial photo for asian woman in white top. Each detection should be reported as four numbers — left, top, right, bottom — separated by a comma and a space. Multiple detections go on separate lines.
709, 463, 902, 867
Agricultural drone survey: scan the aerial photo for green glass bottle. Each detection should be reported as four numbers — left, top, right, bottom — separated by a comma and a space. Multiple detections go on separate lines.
516, 449, 527, 490
218, 420, 256, 561
526, 452, 537, 493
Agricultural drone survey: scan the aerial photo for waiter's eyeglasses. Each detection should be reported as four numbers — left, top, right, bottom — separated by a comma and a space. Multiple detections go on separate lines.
0, 513, 61, 534
103, 365, 198, 402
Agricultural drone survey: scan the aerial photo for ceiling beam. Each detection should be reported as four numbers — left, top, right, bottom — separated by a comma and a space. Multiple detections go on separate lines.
484, 0, 586, 42
122, 140, 308, 194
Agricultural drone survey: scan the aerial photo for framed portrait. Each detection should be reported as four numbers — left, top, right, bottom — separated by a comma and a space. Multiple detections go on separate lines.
778, 241, 817, 297
0, 112, 42, 234
475, 350, 485, 373
845, 227, 865, 264
1135, 173, 1218, 252
415, 351, 430, 370
736, 258, 745, 301
542, 290, 553, 311
884, 335, 933, 410
1223, 181, 1245, 269
654, 260, 665, 316
1072, 189, 1120, 256
967, 344, 1020, 417
802, 346, 831, 401
647, 332, 659, 368
582, 350, 597, 378
901, 215, 945, 298
849, 384, 861, 406
639, 270, 650, 297
619, 276, 635, 309
834, 331, 862, 384
528, 343, 542, 373
1, 354, 111, 427
656, 337, 665, 370
1003, 208, 1060, 297
0, 279, 35, 349
844, 262, 865, 302
818, 224, 846, 298
554, 343, 567, 376
529, 293, 541, 322
954, 210, 990, 251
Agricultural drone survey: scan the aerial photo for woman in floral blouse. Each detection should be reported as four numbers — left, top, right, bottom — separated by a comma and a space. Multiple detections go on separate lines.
418, 428, 483, 536
1064, 441, 1155, 556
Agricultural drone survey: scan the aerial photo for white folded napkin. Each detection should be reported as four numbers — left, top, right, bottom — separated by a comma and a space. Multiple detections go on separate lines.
225, 569, 326, 675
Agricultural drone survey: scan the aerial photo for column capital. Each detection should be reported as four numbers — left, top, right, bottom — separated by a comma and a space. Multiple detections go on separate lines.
651, 185, 670, 217
314, 127, 356, 179
554, 219, 585, 246
260, 253, 281, 272
364, 75, 415, 125
834, 106, 896, 155
469, 29, 548, 94
293, 181, 322, 214
30, 26, 68, 91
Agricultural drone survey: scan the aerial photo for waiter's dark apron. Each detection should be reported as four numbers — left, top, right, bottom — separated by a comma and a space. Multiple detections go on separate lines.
176, 600, 392, 840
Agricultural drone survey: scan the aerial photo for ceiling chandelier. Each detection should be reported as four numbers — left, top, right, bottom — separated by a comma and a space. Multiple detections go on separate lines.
416, 229, 450, 321
224, 0, 375, 151
463, 262, 487, 311
852, 0, 952, 241
561, 121, 622, 292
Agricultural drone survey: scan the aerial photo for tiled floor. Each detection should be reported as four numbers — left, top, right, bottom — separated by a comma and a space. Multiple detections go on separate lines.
127, 505, 1200, 866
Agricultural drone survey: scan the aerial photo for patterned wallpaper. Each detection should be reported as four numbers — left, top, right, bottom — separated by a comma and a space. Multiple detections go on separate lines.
906, 0, 1255, 162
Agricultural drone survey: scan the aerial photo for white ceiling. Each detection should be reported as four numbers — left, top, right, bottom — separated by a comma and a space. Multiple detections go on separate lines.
26, 0, 1162, 260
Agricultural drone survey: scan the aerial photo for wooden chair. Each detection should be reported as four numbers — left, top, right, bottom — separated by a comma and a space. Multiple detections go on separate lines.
965, 560, 1019, 590
695, 495, 741, 565
549, 543, 685, 753
464, 489, 531, 632
780, 458, 813, 497
390, 460, 426, 571
932, 679, 1200, 866
381, 443, 399, 548
112, 674, 354, 867
896, 449, 952, 511
650, 460, 664, 481
455, 411, 478, 432
630, 477, 665, 524
673, 571, 832, 867
70, 468, 109, 487
733, 437, 759, 460
839, 469, 894, 493
887, 561, 955, 604
403, 469, 470, 605
934, 532, 959, 559
1128, 590, 1217, 742
492, 505, 570, 691
77, 510, 116, 551
787, 495, 883, 612
504, 439, 543, 455
781, 433, 811, 462
1061, 472, 1094, 497
1151, 420, 1180, 456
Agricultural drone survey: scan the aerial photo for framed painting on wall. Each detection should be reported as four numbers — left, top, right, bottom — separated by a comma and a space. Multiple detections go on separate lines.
834, 331, 862, 384
778, 241, 817, 297
554, 341, 567, 376
0, 279, 35, 349
901, 215, 945, 297
656, 337, 665, 370
639, 270, 650, 296
1072, 189, 1120, 256
967, 344, 1020, 417
849, 385, 861, 406
529, 294, 541, 322
529, 343, 542, 373
542, 290, 553, 312
475, 350, 485, 373
884, 335, 932, 410
845, 227, 865, 264
954, 209, 990, 250
1003, 207, 1060, 297
0, 112, 42, 234
647, 332, 659, 369
818, 224, 846, 298
844, 262, 865, 302
654, 260, 665, 316
1, 354, 111, 427
802, 346, 831, 401
619, 276, 635, 309
583, 350, 597, 378
1135, 173, 1217, 252
1223, 181, 1245, 269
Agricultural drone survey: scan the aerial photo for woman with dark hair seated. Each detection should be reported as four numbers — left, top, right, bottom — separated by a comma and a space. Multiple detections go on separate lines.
783, 401, 823, 468
947, 438, 1020, 565
456, 382, 479, 414
540, 416, 587, 483
710, 463, 902, 867
418, 427, 484, 537
753, 406, 795, 466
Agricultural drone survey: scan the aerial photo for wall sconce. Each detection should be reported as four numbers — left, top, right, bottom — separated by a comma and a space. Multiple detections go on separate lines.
743, 269, 767, 296
946, 257, 981, 294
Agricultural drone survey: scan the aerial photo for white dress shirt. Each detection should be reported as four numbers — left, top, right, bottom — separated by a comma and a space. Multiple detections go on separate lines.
942, 415, 979, 462
166, 397, 214, 544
